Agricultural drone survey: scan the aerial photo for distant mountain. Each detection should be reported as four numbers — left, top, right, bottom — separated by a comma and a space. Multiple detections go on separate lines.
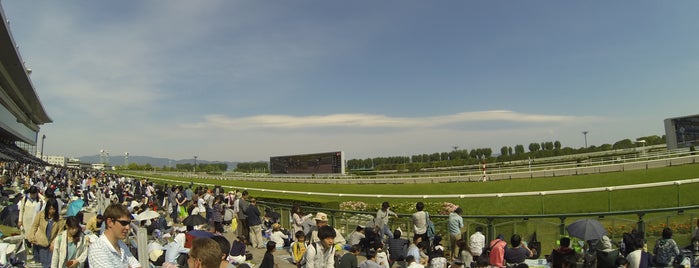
78, 155, 239, 170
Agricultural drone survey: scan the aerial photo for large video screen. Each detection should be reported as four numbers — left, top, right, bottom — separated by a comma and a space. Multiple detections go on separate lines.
270, 151, 344, 175
672, 116, 699, 147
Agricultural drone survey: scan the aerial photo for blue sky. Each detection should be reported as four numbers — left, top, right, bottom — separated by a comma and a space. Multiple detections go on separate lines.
3, 1, 698, 162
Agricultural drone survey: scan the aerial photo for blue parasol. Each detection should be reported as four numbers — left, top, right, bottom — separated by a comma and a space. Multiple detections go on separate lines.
66, 199, 85, 217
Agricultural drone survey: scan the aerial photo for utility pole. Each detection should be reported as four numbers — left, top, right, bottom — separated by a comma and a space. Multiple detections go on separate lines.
193, 155, 198, 174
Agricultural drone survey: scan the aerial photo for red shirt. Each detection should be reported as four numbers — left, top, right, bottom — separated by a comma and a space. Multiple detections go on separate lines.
489, 239, 508, 268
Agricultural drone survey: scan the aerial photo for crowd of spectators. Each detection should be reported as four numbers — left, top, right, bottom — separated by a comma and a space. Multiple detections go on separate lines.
2, 159, 699, 268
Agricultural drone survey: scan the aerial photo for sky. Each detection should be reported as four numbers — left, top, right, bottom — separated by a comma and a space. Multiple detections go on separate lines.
3, 1, 699, 163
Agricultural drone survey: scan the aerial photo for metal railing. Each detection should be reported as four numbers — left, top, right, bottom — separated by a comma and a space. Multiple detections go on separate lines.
258, 201, 699, 257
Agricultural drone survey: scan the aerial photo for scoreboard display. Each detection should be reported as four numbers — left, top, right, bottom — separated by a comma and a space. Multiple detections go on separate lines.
270, 151, 345, 175
665, 114, 699, 149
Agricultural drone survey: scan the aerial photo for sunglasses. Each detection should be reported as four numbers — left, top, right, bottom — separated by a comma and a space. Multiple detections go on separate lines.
111, 218, 131, 226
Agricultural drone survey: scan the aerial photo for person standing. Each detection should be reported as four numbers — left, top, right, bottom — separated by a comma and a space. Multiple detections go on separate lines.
18, 186, 43, 240
236, 191, 250, 241
448, 207, 464, 260
246, 198, 264, 249
51, 216, 88, 268
291, 204, 312, 240
376, 202, 398, 240
468, 226, 486, 264
173, 186, 186, 224
412, 202, 429, 251
88, 203, 141, 267
211, 195, 225, 234
258, 241, 279, 268
27, 198, 64, 268
304, 226, 337, 268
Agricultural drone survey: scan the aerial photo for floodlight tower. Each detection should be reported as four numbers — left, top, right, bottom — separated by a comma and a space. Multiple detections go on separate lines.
194, 155, 198, 173
40, 134, 46, 160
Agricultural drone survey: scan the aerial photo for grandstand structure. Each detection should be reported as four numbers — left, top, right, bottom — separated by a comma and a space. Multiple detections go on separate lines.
0, 6, 52, 163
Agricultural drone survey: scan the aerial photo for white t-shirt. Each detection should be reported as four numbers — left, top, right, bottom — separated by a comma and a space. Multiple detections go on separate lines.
412, 211, 427, 235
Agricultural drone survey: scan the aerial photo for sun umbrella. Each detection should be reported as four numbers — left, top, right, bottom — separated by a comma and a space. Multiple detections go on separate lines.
187, 230, 215, 238
566, 218, 607, 241
135, 210, 160, 222
182, 214, 207, 227
66, 199, 84, 217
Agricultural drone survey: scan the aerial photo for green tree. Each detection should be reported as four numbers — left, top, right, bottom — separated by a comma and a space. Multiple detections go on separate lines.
544, 141, 554, 151
613, 139, 634, 150
500, 146, 509, 156
515, 145, 525, 155
529, 143, 541, 152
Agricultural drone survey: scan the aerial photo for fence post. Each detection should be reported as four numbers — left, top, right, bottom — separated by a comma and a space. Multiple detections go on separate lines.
559, 217, 567, 237
637, 213, 645, 240
487, 218, 495, 242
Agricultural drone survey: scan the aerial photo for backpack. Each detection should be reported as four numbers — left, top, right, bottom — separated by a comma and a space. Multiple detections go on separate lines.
425, 212, 436, 238
477, 239, 498, 266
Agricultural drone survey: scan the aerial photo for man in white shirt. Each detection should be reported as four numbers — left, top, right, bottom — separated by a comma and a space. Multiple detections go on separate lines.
88, 203, 141, 268
376, 202, 398, 240
469, 227, 486, 262
17, 186, 44, 235
304, 225, 337, 268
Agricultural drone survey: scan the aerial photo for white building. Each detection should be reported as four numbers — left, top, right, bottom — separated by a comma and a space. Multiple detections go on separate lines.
35, 153, 68, 167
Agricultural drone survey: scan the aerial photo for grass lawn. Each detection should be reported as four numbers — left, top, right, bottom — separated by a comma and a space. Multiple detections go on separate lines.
121, 164, 699, 215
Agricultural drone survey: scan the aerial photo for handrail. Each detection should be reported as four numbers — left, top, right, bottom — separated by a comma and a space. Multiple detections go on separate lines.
260, 200, 699, 242
136, 173, 699, 199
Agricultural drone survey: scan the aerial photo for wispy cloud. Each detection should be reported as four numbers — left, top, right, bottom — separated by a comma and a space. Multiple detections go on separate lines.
182, 110, 591, 130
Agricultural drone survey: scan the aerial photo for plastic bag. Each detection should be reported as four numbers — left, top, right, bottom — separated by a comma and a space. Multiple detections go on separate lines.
231, 218, 238, 232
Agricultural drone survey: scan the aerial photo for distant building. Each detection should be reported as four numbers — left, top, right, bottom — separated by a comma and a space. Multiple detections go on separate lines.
39, 154, 67, 167
664, 114, 699, 149
66, 158, 91, 169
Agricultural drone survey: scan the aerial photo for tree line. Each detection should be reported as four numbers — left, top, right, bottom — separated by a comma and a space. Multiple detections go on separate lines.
344, 135, 665, 172
230, 135, 666, 173
122, 162, 228, 173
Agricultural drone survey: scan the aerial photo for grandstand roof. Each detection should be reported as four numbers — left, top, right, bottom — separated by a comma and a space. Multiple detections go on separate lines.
0, 5, 52, 126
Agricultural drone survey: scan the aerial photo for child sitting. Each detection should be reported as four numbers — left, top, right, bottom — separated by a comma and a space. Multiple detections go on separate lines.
376, 243, 390, 268
269, 223, 289, 249
339, 245, 361, 268
290, 231, 307, 266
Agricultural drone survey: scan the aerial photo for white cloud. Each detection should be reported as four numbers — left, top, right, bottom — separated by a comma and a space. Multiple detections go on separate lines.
182, 110, 594, 130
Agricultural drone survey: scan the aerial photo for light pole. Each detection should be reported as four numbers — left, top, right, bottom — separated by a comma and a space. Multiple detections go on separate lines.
582, 131, 589, 148
193, 155, 198, 174
40, 134, 46, 160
